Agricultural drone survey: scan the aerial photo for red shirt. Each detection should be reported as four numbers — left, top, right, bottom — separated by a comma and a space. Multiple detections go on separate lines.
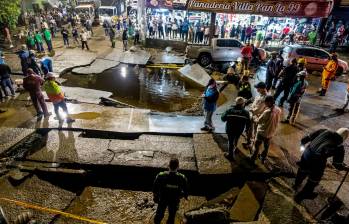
23, 74, 44, 94
282, 27, 290, 35
241, 46, 252, 58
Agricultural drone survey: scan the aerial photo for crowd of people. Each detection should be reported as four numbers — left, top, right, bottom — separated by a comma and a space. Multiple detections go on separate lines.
146, 13, 349, 51
1, 5, 349, 223
19, 8, 93, 54
196, 52, 349, 209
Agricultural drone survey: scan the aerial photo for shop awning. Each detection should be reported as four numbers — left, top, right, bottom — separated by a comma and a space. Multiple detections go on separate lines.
186, 0, 334, 18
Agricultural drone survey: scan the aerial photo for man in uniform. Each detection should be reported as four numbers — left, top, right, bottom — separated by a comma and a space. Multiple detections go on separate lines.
221, 97, 250, 160
294, 128, 349, 202
153, 158, 188, 224
318, 53, 339, 96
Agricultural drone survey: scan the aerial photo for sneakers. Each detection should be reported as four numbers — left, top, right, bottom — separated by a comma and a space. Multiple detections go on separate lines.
201, 126, 209, 131
201, 126, 214, 132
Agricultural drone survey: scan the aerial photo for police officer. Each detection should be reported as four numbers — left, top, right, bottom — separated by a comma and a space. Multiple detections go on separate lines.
221, 97, 250, 160
294, 128, 349, 202
153, 158, 188, 224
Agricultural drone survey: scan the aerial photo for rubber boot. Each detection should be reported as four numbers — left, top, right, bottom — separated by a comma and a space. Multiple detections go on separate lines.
294, 180, 318, 203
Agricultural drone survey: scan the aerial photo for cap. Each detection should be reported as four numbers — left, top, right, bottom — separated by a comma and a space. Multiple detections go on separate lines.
297, 71, 307, 77
336, 128, 349, 141
254, 82, 266, 89
46, 72, 55, 79
235, 97, 246, 105
298, 58, 306, 65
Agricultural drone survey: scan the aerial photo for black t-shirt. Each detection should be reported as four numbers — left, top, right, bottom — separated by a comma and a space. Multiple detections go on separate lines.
282, 64, 298, 86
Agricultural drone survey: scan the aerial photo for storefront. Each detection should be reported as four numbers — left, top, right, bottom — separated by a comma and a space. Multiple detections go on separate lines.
143, 0, 334, 44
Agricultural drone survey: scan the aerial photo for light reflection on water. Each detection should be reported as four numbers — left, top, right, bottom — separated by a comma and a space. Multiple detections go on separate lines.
63, 65, 201, 112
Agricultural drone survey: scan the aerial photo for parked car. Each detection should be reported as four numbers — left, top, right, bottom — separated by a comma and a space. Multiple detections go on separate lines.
282, 44, 348, 75
185, 38, 267, 66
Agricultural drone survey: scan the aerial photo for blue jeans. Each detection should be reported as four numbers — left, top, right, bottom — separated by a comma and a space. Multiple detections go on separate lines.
36, 43, 44, 52
1, 78, 15, 96
63, 37, 69, 46
46, 40, 53, 51
53, 100, 68, 120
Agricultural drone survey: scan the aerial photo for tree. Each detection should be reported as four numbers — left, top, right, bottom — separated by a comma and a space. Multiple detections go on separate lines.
0, 0, 21, 29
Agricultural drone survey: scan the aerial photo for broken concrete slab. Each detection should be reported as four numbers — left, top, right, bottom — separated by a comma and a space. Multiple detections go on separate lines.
53, 49, 97, 74
321, 180, 349, 209
185, 207, 230, 224
27, 131, 196, 171
0, 175, 75, 223
0, 128, 35, 155
108, 134, 196, 170
54, 187, 154, 224
102, 47, 123, 61
25, 104, 150, 132
193, 134, 231, 174
261, 182, 316, 224
55, 187, 205, 224
7, 169, 31, 184
178, 64, 211, 88
60, 86, 112, 104
119, 49, 151, 65
149, 114, 225, 134
152, 52, 186, 64
229, 184, 260, 222
27, 131, 112, 165
72, 59, 120, 75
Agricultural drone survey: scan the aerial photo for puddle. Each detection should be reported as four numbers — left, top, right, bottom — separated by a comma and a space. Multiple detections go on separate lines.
70, 112, 101, 120
0, 108, 16, 118
62, 65, 201, 112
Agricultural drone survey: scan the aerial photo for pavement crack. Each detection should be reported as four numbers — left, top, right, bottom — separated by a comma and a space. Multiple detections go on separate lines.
107, 140, 116, 163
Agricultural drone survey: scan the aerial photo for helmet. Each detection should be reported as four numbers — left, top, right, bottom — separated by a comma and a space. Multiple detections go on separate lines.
337, 128, 349, 141
298, 57, 307, 65
297, 71, 307, 77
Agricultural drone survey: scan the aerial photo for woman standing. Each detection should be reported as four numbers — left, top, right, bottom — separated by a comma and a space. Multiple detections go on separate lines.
201, 79, 219, 132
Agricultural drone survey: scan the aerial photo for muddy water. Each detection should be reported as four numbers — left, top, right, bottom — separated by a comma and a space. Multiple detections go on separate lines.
62, 65, 202, 112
